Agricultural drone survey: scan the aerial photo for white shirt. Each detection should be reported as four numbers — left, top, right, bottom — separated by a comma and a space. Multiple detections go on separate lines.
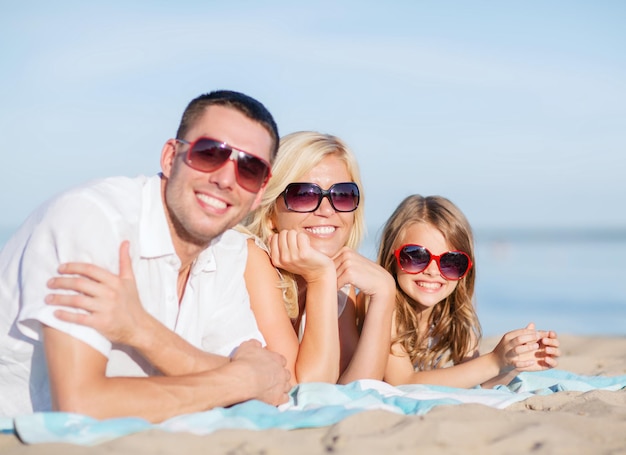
0, 174, 263, 416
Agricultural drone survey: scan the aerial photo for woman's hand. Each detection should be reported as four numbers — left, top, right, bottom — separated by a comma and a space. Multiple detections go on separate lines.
333, 247, 396, 304
269, 230, 336, 284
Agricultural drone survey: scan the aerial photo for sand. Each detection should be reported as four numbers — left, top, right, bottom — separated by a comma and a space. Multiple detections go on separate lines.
1, 334, 625, 454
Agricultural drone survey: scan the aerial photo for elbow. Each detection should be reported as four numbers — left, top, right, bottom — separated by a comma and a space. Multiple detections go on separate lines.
295, 365, 340, 385
52, 389, 109, 419
53, 394, 90, 415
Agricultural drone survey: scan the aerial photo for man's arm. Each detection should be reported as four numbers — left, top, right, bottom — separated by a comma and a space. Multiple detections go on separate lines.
46, 241, 230, 376
44, 326, 290, 422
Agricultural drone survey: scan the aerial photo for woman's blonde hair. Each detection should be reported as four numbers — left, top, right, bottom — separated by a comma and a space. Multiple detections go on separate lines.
377, 195, 481, 369
242, 131, 366, 318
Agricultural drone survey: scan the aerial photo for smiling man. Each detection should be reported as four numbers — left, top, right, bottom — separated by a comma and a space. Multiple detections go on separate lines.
0, 90, 291, 422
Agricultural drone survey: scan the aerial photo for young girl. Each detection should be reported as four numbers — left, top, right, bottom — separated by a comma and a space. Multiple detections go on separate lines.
378, 194, 560, 388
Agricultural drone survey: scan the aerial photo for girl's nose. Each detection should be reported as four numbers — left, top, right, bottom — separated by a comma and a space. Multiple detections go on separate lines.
422, 258, 440, 277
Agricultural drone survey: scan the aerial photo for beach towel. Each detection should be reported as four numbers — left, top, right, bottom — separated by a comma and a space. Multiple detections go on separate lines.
3, 369, 625, 446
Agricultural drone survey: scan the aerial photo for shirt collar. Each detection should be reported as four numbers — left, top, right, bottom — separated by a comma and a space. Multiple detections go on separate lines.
138, 174, 219, 273
138, 174, 175, 259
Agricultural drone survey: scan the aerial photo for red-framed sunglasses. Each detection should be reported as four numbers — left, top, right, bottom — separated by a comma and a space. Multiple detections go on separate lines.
394, 244, 472, 280
176, 137, 272, 192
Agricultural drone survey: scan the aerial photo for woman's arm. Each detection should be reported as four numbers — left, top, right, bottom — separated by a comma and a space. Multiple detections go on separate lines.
244, 238, 300, 385
333, 248, 396, 384
265, 231, 341, 383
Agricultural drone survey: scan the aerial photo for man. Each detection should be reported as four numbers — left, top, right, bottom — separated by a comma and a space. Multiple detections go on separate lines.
0, 90, 291, 422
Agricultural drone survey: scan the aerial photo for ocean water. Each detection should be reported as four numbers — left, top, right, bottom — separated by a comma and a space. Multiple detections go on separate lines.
2, 226, 625, 337
361, 229, 626, 337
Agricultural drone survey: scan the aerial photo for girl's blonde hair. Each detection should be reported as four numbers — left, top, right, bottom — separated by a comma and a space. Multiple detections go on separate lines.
377, 195, 481, 369
242, 131, 366, 318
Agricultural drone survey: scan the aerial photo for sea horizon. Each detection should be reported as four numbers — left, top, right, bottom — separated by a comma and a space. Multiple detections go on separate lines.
2, 224, 625, 338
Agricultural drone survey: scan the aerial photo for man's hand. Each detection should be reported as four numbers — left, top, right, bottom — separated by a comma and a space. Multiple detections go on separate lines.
45, 241, 149, 347
230, 340, 292, 406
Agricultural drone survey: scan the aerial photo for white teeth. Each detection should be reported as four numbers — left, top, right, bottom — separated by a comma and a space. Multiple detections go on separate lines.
197, 193, 227, 210
417, 281, 441, 289
306, 226, 336, 235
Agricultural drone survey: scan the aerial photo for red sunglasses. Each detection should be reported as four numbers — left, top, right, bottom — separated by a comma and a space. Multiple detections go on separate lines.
176, 137, 272, 192
394, 244, 472, 280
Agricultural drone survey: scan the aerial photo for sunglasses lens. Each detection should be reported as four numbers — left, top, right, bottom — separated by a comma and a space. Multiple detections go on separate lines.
235, 152, 270, 192
283, 183, 321, 212
398, 245, 431, 273
188, 139, 231, 171
439, 252, 470, 280
329, 183, 360, 212
187, 138, 269, 192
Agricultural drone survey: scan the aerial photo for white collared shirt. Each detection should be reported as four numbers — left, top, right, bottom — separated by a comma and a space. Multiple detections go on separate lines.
0, 174, 263, 415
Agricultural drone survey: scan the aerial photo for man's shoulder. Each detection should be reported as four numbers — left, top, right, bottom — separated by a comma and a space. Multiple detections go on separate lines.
50, 175, 156, 211
70, 175, 153, 199
213, 228, 248, 252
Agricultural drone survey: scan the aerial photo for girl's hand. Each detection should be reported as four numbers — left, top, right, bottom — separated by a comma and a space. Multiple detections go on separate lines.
535, 330, 561, 369
45, 241, 149, 347
491, 322, 559, 373
269, 230, 335, 284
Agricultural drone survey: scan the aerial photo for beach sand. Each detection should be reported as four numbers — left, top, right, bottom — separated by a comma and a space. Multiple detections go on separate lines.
1, 334, 624, 454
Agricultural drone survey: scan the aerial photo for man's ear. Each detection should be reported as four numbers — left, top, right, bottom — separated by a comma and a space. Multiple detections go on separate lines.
160, 139, 178, 178
249, 186, 266, 212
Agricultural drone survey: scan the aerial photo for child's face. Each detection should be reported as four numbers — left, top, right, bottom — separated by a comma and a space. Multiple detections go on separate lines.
395, 222, 459, 313
271, 155, 355, 258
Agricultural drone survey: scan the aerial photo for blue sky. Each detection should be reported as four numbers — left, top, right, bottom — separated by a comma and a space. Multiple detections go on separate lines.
2, 1, 625, 244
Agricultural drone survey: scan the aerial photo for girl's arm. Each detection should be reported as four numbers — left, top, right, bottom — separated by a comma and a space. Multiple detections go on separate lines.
334, 248, 396, 384
384, 322, 560, 388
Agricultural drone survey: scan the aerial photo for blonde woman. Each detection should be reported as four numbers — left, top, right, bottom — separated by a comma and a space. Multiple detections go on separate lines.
242, 131, 395, 384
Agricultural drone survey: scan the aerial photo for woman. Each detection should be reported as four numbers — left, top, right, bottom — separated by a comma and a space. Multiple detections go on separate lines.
241, 131, 395, 384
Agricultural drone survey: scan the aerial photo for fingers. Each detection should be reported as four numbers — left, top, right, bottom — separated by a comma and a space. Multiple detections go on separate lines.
240, 339, 263, 349
512, 358, 535, 369
52, 308, 92, 325
56, 261, 113, 283
118, 241, 135, 280
333, 248, 394, 294
236, 341, 292, 406
540, 336, 560, 348
540, 355, 559, 368
502, 329, 540, 348
45, 291, 98, 312
46, 275, 102, 299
